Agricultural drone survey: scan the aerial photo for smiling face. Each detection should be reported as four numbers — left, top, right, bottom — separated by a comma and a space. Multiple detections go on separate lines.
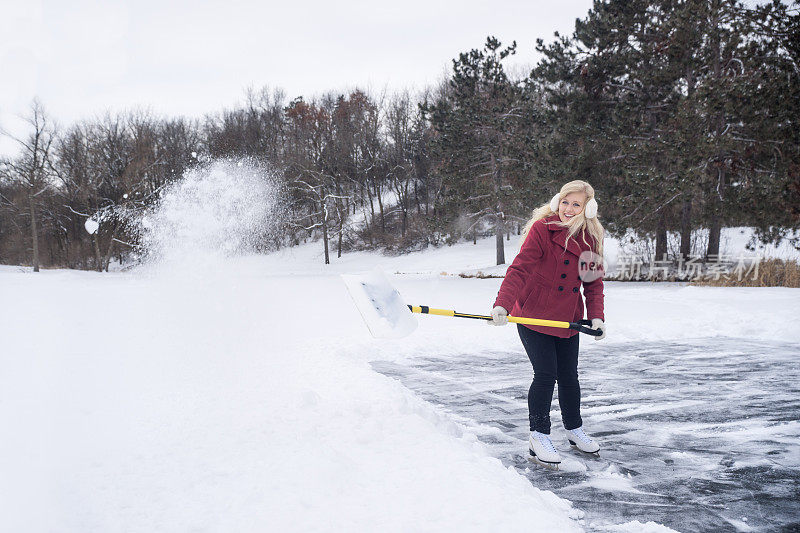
558, 191, 588, 223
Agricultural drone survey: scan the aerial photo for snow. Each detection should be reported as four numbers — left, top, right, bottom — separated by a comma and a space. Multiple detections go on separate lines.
597, 521, 678, 533
0, 163, 581, 532
253, 236, 800, 347
578, 465, 638, 494
341, 268, 419, 339
84, 217, 99, 235
1, 161, 797, 531
0, 265, 582, 532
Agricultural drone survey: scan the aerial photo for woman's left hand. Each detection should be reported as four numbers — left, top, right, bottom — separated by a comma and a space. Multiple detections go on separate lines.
591, 318, 606, 340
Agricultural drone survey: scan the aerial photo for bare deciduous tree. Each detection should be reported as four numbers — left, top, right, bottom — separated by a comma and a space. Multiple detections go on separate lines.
1, 100, 57, 272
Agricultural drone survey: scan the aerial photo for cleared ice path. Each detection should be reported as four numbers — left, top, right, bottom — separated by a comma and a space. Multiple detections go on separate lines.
372, 337, 800, 532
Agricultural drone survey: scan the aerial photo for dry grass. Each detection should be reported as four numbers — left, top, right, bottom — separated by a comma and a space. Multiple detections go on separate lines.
692, 258, 800, 288
454, 259, 800, 286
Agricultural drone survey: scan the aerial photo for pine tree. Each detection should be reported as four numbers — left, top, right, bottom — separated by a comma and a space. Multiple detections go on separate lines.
532, 0, 799, 259
423, 37, 524, 265
535, 0, 700, 259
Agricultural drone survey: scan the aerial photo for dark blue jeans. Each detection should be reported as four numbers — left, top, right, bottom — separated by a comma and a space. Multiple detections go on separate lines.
517, 324, 582, 434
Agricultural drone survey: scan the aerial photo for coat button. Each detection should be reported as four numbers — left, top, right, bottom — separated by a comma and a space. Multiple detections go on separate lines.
560, 273, 566, 278
573, 287, 579, 293
558, 286, 564, 291
564, 259, 569, 265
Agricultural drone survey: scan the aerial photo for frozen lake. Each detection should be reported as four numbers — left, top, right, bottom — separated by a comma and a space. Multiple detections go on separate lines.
373, 336, 800, 532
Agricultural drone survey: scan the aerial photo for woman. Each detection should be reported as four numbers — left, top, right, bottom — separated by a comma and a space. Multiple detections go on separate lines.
490, 180, 606, 468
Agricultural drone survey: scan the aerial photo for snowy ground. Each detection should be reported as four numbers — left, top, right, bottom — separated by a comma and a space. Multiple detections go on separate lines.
3, 242, 798, 532
1, 166, 798, 532
0, 263, 580, 532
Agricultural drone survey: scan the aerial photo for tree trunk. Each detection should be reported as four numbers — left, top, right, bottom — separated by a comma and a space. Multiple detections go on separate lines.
706, 4, 724, 260
424, 177, 429, 216
104, 239, 116, 272
366, 182, 375, 230
706, 170, 724, 259
680, 197, 692, 258
321, 201, 330, 265
375, 181, 385, 233
336, 186, 345, 259
492, 153, 505, 265
29, 192, 39, 272
707, 213, 721, 258
495, 219, 505, 265
337, 201, 343, 260
93, 233, 102, 272
103, 225, 119, 272
655, 209, 668, 260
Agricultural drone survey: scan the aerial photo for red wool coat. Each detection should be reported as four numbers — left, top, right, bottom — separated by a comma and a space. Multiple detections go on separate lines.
493, 214, 605, 338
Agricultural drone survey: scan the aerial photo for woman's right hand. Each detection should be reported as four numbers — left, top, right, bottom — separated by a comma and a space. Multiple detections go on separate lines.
489, 306, 509, 326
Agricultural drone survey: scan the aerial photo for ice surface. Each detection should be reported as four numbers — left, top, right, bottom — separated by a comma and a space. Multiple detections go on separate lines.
371, 336, 800, 532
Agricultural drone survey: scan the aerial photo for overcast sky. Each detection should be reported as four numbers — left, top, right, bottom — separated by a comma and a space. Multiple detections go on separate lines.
1, 0, 594, 156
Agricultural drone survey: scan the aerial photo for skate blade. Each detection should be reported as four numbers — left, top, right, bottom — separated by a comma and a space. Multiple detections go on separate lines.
528, 450, 560, 471
569, 442, 600, 457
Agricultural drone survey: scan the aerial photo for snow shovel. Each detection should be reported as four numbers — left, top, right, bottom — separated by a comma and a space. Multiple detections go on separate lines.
341, 269, 603, 339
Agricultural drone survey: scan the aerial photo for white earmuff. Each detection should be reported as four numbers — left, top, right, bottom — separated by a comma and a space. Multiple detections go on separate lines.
549, 193, 560, 213
584, 197, 598, 219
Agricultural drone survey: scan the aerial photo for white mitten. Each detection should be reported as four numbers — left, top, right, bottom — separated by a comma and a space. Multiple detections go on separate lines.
489, 306, 509, 326
591, 318, 606, 340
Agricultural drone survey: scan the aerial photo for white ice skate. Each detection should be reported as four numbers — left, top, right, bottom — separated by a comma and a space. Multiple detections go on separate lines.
566, 426, 600, 455
528, 431, 562, 469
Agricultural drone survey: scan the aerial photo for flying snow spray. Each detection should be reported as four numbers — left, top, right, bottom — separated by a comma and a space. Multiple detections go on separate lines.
138, 159, 285, 272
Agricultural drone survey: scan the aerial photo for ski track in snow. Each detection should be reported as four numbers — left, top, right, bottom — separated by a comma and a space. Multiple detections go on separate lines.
372, 337, 800, 532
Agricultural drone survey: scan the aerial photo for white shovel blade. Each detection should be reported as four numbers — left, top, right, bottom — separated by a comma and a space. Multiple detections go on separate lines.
341, 269, 418, 339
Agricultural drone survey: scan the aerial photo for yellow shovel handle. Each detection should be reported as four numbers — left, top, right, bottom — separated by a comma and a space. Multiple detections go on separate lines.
508, 316, 572, 329
407, 305, 600, 336
408, 305, 570, 329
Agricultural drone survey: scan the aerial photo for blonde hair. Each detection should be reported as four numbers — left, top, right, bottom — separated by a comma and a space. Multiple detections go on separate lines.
521, 180, 604, 259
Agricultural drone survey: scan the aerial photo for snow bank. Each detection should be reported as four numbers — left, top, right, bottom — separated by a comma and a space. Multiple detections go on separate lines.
601, 282, 800, 345
0, 268, 580, 532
